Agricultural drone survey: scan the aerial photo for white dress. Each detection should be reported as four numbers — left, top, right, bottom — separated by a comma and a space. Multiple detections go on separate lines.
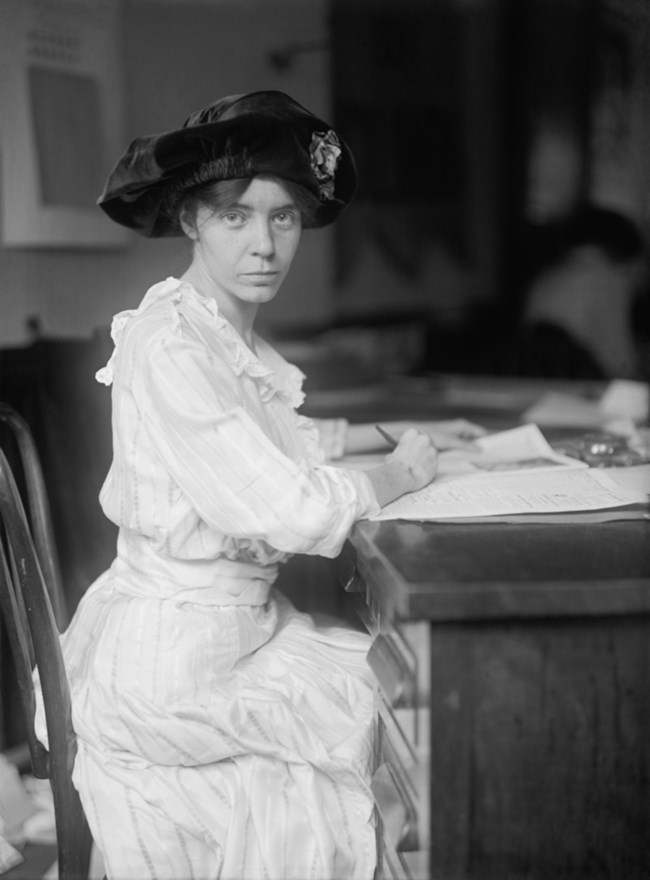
37, 278, 380, 880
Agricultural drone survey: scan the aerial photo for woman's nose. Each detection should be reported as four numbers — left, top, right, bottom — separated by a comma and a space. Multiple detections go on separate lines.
251, 220, 275, 257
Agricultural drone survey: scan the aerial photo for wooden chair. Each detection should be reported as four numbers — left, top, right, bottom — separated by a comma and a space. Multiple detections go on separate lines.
0, 403, 68, 629
0, 445, 93, 879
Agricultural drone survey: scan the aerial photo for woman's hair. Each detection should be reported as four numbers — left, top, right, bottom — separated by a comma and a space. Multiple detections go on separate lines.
565, 205, 644, 263
177, 174, 322, 234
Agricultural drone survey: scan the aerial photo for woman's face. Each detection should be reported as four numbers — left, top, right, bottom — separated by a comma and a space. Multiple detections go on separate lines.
183, 176, 302, 317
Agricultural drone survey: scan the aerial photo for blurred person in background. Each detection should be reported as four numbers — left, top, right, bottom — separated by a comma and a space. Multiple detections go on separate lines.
514, 204, 647, 380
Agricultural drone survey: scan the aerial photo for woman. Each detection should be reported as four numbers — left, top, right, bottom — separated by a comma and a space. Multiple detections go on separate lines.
37, 91, 480, 880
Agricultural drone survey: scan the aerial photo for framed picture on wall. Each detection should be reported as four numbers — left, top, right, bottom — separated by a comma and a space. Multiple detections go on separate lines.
0, 0, 128, 248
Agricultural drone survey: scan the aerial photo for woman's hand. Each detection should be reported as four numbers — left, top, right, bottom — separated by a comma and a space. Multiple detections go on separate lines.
366, 428, 438, 507
387, 428, 439, 491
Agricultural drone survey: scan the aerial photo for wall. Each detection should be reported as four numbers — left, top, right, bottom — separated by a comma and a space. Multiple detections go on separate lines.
331, 0, 505, 325
0, 0, 334, 347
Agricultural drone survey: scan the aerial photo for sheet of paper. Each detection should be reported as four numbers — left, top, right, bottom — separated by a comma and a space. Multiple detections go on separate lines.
369, 466, 648, 522
605, 464, 650, 495
427, 509, 650, 524
438, 423, 585, 478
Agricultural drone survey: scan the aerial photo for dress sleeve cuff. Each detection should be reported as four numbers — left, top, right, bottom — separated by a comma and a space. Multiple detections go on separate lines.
347, 469, 381, 520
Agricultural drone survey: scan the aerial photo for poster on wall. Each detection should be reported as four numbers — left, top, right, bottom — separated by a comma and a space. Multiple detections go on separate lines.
0, 0, 128, 248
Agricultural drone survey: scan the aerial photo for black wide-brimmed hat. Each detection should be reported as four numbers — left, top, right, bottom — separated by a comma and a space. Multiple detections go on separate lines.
97, 90, 357, 236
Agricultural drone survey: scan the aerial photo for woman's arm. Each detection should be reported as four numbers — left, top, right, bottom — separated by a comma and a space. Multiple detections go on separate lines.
138, 332, 382, 557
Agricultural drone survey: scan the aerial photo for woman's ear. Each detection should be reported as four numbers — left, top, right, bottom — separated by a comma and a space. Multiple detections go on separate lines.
179, 208, 197, 240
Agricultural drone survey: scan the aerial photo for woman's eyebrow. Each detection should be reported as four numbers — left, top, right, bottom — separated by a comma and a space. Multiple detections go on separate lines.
226, 200, 297, 212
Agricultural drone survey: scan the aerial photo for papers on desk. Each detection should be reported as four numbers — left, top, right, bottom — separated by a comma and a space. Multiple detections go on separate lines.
370, 467, 647, 522
522, 379, 649, 428
437, 423, 585, 477
347, 424, 648, 523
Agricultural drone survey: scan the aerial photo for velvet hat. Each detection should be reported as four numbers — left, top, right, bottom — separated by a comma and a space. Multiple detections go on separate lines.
97, 90, 357, 236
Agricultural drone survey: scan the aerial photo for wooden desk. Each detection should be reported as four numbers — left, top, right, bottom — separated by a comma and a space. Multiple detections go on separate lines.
342, 517, 650, 880
308, 376, 650, 880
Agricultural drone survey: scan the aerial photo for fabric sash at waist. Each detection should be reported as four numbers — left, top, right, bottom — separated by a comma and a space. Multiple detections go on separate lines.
109, 530, 278, 606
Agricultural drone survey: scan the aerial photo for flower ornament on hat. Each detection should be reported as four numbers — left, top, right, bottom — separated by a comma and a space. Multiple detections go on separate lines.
97, 90, 357, 237
310, 130, 342, 200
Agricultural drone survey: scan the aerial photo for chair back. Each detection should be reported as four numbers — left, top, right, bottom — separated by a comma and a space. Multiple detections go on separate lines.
0, 403, 68, 628
0, 447, 92, 880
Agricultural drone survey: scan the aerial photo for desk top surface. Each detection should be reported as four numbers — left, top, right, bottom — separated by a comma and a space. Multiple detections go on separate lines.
309, 374, 650, 623
349, 517, 650, 622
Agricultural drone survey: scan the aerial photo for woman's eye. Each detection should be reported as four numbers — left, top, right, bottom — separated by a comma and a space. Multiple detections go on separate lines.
274, 211, 298, 229
221, 211, 245, 226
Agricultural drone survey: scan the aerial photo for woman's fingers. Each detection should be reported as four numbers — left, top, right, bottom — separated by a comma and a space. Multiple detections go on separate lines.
388, 428, 438, 490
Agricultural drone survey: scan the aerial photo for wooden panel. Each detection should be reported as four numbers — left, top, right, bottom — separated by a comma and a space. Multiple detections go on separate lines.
428, 615, 650, 879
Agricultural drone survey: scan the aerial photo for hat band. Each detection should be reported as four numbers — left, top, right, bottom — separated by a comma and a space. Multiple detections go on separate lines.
164, 154, 254, 212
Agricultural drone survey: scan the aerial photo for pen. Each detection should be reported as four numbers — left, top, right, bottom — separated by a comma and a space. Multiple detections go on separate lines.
375, 424, 399, 449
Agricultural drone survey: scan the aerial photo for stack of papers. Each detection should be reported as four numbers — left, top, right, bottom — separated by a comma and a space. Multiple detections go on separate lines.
371, 466, 647, 522
342, 424, 648, 523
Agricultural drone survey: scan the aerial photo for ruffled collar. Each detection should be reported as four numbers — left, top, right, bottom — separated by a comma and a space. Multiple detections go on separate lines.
96, 277, 306, 408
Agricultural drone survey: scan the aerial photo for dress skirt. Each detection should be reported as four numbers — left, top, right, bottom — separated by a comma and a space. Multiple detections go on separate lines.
54, 572, 377, 880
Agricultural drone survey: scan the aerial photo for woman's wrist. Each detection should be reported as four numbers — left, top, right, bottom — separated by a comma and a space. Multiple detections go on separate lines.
365, 459, 418, 508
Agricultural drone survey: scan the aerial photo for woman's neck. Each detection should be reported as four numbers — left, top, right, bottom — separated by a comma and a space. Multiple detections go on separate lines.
181, 266, 258, 351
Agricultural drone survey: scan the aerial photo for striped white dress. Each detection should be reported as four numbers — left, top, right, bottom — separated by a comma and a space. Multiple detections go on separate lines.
37, 278, 379, 880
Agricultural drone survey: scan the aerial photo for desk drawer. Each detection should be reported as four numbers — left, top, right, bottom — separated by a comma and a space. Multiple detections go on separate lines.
336, 541, 388, 633
374, 704, 429, 880
368, 631, 415, 709
373, 718, 418, 851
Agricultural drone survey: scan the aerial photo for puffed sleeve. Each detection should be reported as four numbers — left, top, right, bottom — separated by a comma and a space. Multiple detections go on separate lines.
134, 327, 379, 558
